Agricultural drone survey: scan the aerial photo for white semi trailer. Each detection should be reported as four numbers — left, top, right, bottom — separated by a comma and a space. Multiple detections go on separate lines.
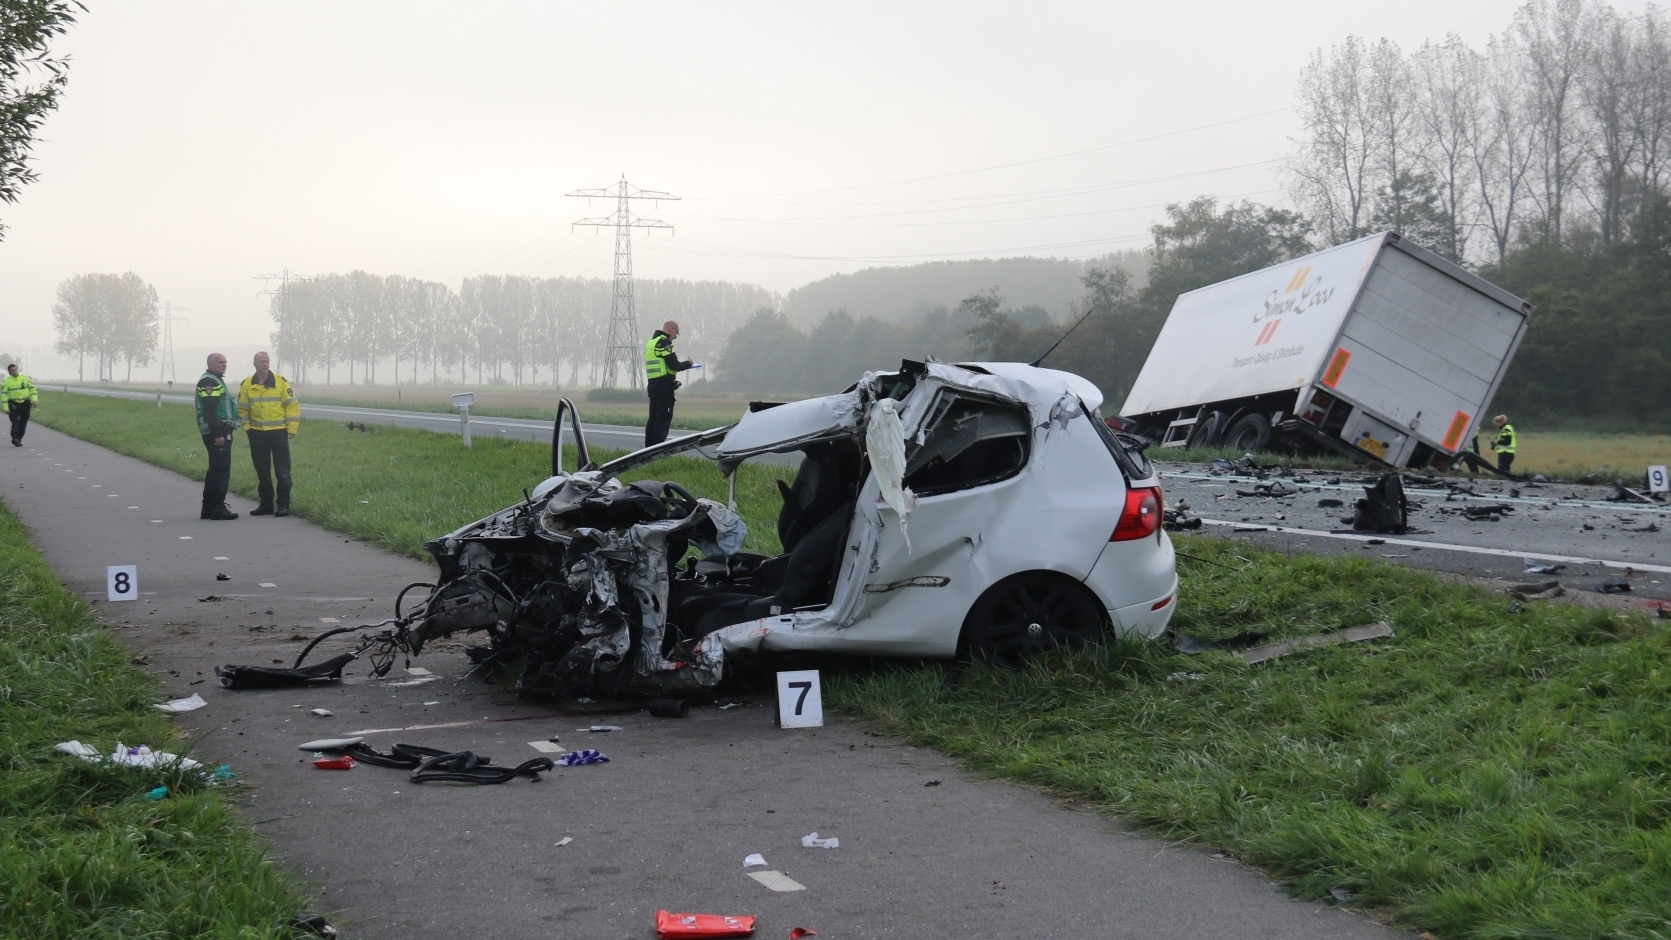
1117, 232, 1535, 470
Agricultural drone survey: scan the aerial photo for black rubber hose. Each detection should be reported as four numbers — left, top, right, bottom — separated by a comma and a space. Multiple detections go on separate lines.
409, 751, 554, 785
292, 627, 360, 670
395, 582, 437, 620
343, 742, 474, 769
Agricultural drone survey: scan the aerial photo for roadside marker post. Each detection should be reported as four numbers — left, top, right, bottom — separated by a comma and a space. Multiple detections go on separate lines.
107, 565, 138, 602
1649, 465, 1669, 494
776, 670, 823, 729
452, 392, 475, 448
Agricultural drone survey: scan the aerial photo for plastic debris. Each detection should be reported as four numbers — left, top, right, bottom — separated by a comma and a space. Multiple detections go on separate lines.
153, 693, 208, 713
214, 765, 236, 780
1330, 887, 1353, 903
216, 573, 230, 581
142, 786, 168, 801
298, 737, 364, 751
313, 755, 356, 770
801, 832, 839, 849
583, 725, 622, 733
290, 914, 339, 938
1597, 579, 1633, 594
648, 698, 689, 718
310, 708, 334, 717
1522, 558, 1566, 575
748, 870, 806, 892
1236, 622, 1395, 665
56, 740, 205, 772
554, 836, 573, 847
788, 929, 818, 939
557, 749, 610, 766
527, 740, 564, 754
743, 853, 767, 868
655, 910, 757, 938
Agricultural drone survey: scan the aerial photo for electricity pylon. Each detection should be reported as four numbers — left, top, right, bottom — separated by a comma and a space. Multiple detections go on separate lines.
569, 176, 678, 389
256, 269, 315, 375
158, 303, 189, 385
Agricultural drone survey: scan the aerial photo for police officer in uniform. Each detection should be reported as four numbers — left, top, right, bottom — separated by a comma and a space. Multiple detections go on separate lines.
644, 320, 698, 447
1490, 414, 1517, 475
3, 363, 39, 446
237, 351, 300, 516
196, 353, 240, 520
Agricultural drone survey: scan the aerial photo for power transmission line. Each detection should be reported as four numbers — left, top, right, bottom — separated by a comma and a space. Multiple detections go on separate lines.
569, 176, 678, 389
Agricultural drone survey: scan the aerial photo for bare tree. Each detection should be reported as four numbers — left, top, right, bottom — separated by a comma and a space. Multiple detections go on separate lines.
1412, 36, 1485, 260
1516, 0, 1598, 242
1287, 36, 1378, 242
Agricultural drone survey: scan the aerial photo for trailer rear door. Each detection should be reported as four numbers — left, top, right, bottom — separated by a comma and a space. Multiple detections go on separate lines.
1326, 244, 1529, 454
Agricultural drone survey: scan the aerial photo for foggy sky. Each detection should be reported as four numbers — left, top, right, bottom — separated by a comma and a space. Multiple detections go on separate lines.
0, 0, 1651, 361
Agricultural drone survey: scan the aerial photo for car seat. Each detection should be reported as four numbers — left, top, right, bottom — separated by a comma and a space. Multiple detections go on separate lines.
680, 500, 855, 637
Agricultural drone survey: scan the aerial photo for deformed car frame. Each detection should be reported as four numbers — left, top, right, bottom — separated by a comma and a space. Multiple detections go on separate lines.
262, 360, 1177, 700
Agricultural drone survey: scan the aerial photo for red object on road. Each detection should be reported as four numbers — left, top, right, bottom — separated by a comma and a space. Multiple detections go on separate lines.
788, 929, 818, 938
312, 755, 356, 770
655, 910, 756, 937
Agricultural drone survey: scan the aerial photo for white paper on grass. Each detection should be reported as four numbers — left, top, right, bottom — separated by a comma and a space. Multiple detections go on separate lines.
55, 740, 204, 771
865, 398, 916, 552
153, 693, 207, 713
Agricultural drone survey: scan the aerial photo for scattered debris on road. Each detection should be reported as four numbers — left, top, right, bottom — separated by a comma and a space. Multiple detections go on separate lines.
656, 910, 758, 937
153, 693, 207, 713
801, 832, 839, 849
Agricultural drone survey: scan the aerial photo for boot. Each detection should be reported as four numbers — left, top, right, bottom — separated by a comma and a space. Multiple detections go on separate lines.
274, 507, 290, 517
250, 505, 274, 516
202, 504, 239, 521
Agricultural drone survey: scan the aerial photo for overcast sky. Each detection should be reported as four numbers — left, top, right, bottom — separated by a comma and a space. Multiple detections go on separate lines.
0, 0, 1653, 357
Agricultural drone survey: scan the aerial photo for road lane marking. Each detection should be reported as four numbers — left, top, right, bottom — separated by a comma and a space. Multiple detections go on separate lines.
1200, 519, 1671, 574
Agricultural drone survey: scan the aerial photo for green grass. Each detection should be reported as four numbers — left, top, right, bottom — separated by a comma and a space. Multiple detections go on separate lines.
0, 499, 312, 938
35, 392, 789, 559
828, 537, 1671, 939
39, 391, 1671, 938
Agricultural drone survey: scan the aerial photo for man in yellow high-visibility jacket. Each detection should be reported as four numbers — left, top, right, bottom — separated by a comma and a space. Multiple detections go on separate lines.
1490, 414, 1517, 475
3, 362, 39, 447
643, 320, 698, 447
237, 351, 301, 516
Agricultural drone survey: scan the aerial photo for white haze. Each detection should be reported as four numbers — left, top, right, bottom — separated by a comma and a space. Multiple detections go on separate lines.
0, 0, 1653, 372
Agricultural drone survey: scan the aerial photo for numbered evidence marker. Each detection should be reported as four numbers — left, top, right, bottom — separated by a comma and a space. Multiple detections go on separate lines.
107, 565, 138, 602
1649, 465, 1669, 494
776, 669, 824, 729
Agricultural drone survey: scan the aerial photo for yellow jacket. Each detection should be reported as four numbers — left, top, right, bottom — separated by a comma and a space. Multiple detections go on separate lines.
237, 372, 300, 434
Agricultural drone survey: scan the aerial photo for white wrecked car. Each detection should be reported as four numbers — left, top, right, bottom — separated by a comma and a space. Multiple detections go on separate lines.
405, 360, 1176, 698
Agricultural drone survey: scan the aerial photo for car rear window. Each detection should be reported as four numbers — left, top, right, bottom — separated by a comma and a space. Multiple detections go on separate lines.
1086, 406, 1154, 482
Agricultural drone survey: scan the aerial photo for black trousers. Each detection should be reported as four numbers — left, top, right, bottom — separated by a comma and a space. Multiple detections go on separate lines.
247, 429, 293, 510
1498, 452, 1515, 474
8, 401, 31, 443
646, 381, 677, 447
202, 433, 232, 511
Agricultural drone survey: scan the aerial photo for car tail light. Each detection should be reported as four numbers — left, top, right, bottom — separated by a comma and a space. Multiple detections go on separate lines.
1112, 486, 1162, 542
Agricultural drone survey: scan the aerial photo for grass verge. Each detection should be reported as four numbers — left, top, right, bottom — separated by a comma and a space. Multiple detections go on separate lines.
34, 392, 788, 558
829, 536, 1671, 939
0, 497, 312, 938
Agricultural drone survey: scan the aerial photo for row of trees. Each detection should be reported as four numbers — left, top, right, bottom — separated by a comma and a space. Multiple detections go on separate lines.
269, 273, 774, 386
1289, 0, 1671, 265
50, 272, 159, 382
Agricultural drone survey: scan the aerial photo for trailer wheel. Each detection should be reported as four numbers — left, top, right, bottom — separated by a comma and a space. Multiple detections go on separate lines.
1224, 413, 1272, 452
1186, 411, 1228, 449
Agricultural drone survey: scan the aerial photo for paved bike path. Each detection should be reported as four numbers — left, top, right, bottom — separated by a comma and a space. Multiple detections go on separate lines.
5, 424, 1401, 940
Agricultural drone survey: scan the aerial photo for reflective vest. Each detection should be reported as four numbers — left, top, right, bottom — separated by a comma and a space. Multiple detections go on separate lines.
195, 371, 240, 436
1495, 423, 1517, 455
237, 372, 301, 433
2, 373, 37, 405
645, 334, 672, 381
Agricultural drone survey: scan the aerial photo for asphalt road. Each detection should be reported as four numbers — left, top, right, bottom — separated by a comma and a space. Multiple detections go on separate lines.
6, 424, 1401, 940
1155, 462, 1671, 605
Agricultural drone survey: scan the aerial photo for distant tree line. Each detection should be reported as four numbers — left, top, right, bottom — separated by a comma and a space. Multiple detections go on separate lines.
50, 272, 158, 382
265, 274, 773, 386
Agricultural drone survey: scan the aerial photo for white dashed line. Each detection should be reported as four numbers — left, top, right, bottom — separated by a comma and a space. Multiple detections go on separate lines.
214, 556, 229, 560
179, 536, 193, 540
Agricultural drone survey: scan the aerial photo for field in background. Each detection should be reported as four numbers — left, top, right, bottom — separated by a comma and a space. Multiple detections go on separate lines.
34, 391, 1671, 939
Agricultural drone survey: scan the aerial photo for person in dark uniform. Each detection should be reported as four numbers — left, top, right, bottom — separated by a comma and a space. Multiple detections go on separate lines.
643, 320, 698, 447
195, 353, 240, 520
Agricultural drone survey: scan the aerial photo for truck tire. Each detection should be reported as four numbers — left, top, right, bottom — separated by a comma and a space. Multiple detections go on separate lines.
1186, 411, 1228, 449
1224, 413, 1272, 452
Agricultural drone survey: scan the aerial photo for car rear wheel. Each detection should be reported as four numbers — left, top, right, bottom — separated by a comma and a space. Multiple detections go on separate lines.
961, 572, 1107, 669
1224, 413, 1272, 452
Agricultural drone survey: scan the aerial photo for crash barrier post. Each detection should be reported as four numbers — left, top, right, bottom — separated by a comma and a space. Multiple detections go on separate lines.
452, 392, 474, 448
155, 390, 161, 408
